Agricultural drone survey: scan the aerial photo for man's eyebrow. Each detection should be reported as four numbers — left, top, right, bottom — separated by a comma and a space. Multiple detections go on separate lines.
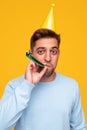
51, 46, 58, 49
36, 47, 46, 50
36, 46, 58, 50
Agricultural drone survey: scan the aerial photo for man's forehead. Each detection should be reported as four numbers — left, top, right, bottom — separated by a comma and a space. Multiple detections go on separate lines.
34, 38, 58, 47
35, 37, 58, 43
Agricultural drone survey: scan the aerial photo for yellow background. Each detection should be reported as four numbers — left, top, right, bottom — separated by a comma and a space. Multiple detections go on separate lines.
0, 0, 87, 123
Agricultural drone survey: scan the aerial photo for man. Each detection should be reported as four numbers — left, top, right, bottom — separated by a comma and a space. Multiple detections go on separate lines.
0, 28, 86, 130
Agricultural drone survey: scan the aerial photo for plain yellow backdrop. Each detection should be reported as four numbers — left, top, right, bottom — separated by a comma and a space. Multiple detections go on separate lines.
0, 0, 87, 123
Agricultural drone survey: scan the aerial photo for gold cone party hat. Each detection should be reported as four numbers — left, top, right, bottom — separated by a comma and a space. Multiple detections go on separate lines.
41, 3, 56, 32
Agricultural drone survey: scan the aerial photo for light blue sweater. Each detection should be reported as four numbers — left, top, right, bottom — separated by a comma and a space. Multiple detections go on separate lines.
0, 73, 86, 130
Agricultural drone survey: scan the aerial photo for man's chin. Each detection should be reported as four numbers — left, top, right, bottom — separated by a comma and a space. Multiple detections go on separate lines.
43, 69, 54, 77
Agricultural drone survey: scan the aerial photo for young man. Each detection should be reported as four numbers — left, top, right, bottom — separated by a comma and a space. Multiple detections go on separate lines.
0, 28, 86, 130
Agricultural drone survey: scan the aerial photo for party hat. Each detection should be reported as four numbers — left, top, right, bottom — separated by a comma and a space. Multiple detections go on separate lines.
41, 3, 55, 31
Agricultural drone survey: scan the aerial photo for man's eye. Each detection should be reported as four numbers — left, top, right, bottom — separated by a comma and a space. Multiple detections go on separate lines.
51, 50, 58, 55
37, 50, 45, 55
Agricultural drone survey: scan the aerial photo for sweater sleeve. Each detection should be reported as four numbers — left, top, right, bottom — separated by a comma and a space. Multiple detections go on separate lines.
0, 79, 35, 130
70, 83, 86, 130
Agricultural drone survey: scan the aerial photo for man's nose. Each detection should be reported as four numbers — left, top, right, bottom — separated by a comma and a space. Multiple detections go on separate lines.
45, 52, 51, 62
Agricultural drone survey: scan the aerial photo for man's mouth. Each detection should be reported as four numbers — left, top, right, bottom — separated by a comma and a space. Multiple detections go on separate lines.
45, 63, 52, 68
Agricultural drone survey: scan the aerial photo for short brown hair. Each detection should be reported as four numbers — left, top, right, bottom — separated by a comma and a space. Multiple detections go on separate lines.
30, 28, 60, 50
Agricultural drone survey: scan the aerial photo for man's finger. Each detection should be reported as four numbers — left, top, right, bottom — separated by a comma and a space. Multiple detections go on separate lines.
39, 66, 48, 77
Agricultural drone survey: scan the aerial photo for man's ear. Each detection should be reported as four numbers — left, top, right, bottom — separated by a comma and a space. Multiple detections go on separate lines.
58, 49, 60, 57
29, 50, 33, 55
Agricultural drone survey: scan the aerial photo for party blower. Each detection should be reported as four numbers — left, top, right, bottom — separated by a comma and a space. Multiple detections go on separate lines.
26, 52, 45, 67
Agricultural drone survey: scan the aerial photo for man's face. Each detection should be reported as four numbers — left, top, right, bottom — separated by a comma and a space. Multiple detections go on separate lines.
31, 38, 60, 77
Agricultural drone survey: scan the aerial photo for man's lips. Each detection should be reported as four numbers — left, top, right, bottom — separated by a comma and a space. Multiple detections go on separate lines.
46, 65, 51, 67
44, 63, 52, 67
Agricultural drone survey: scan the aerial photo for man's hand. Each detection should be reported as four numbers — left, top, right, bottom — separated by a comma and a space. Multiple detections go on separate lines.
25, 61, 47, 84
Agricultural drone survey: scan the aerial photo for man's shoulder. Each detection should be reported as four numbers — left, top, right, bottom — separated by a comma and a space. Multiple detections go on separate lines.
7, 75, 25, 88
56, 72, 79, 88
